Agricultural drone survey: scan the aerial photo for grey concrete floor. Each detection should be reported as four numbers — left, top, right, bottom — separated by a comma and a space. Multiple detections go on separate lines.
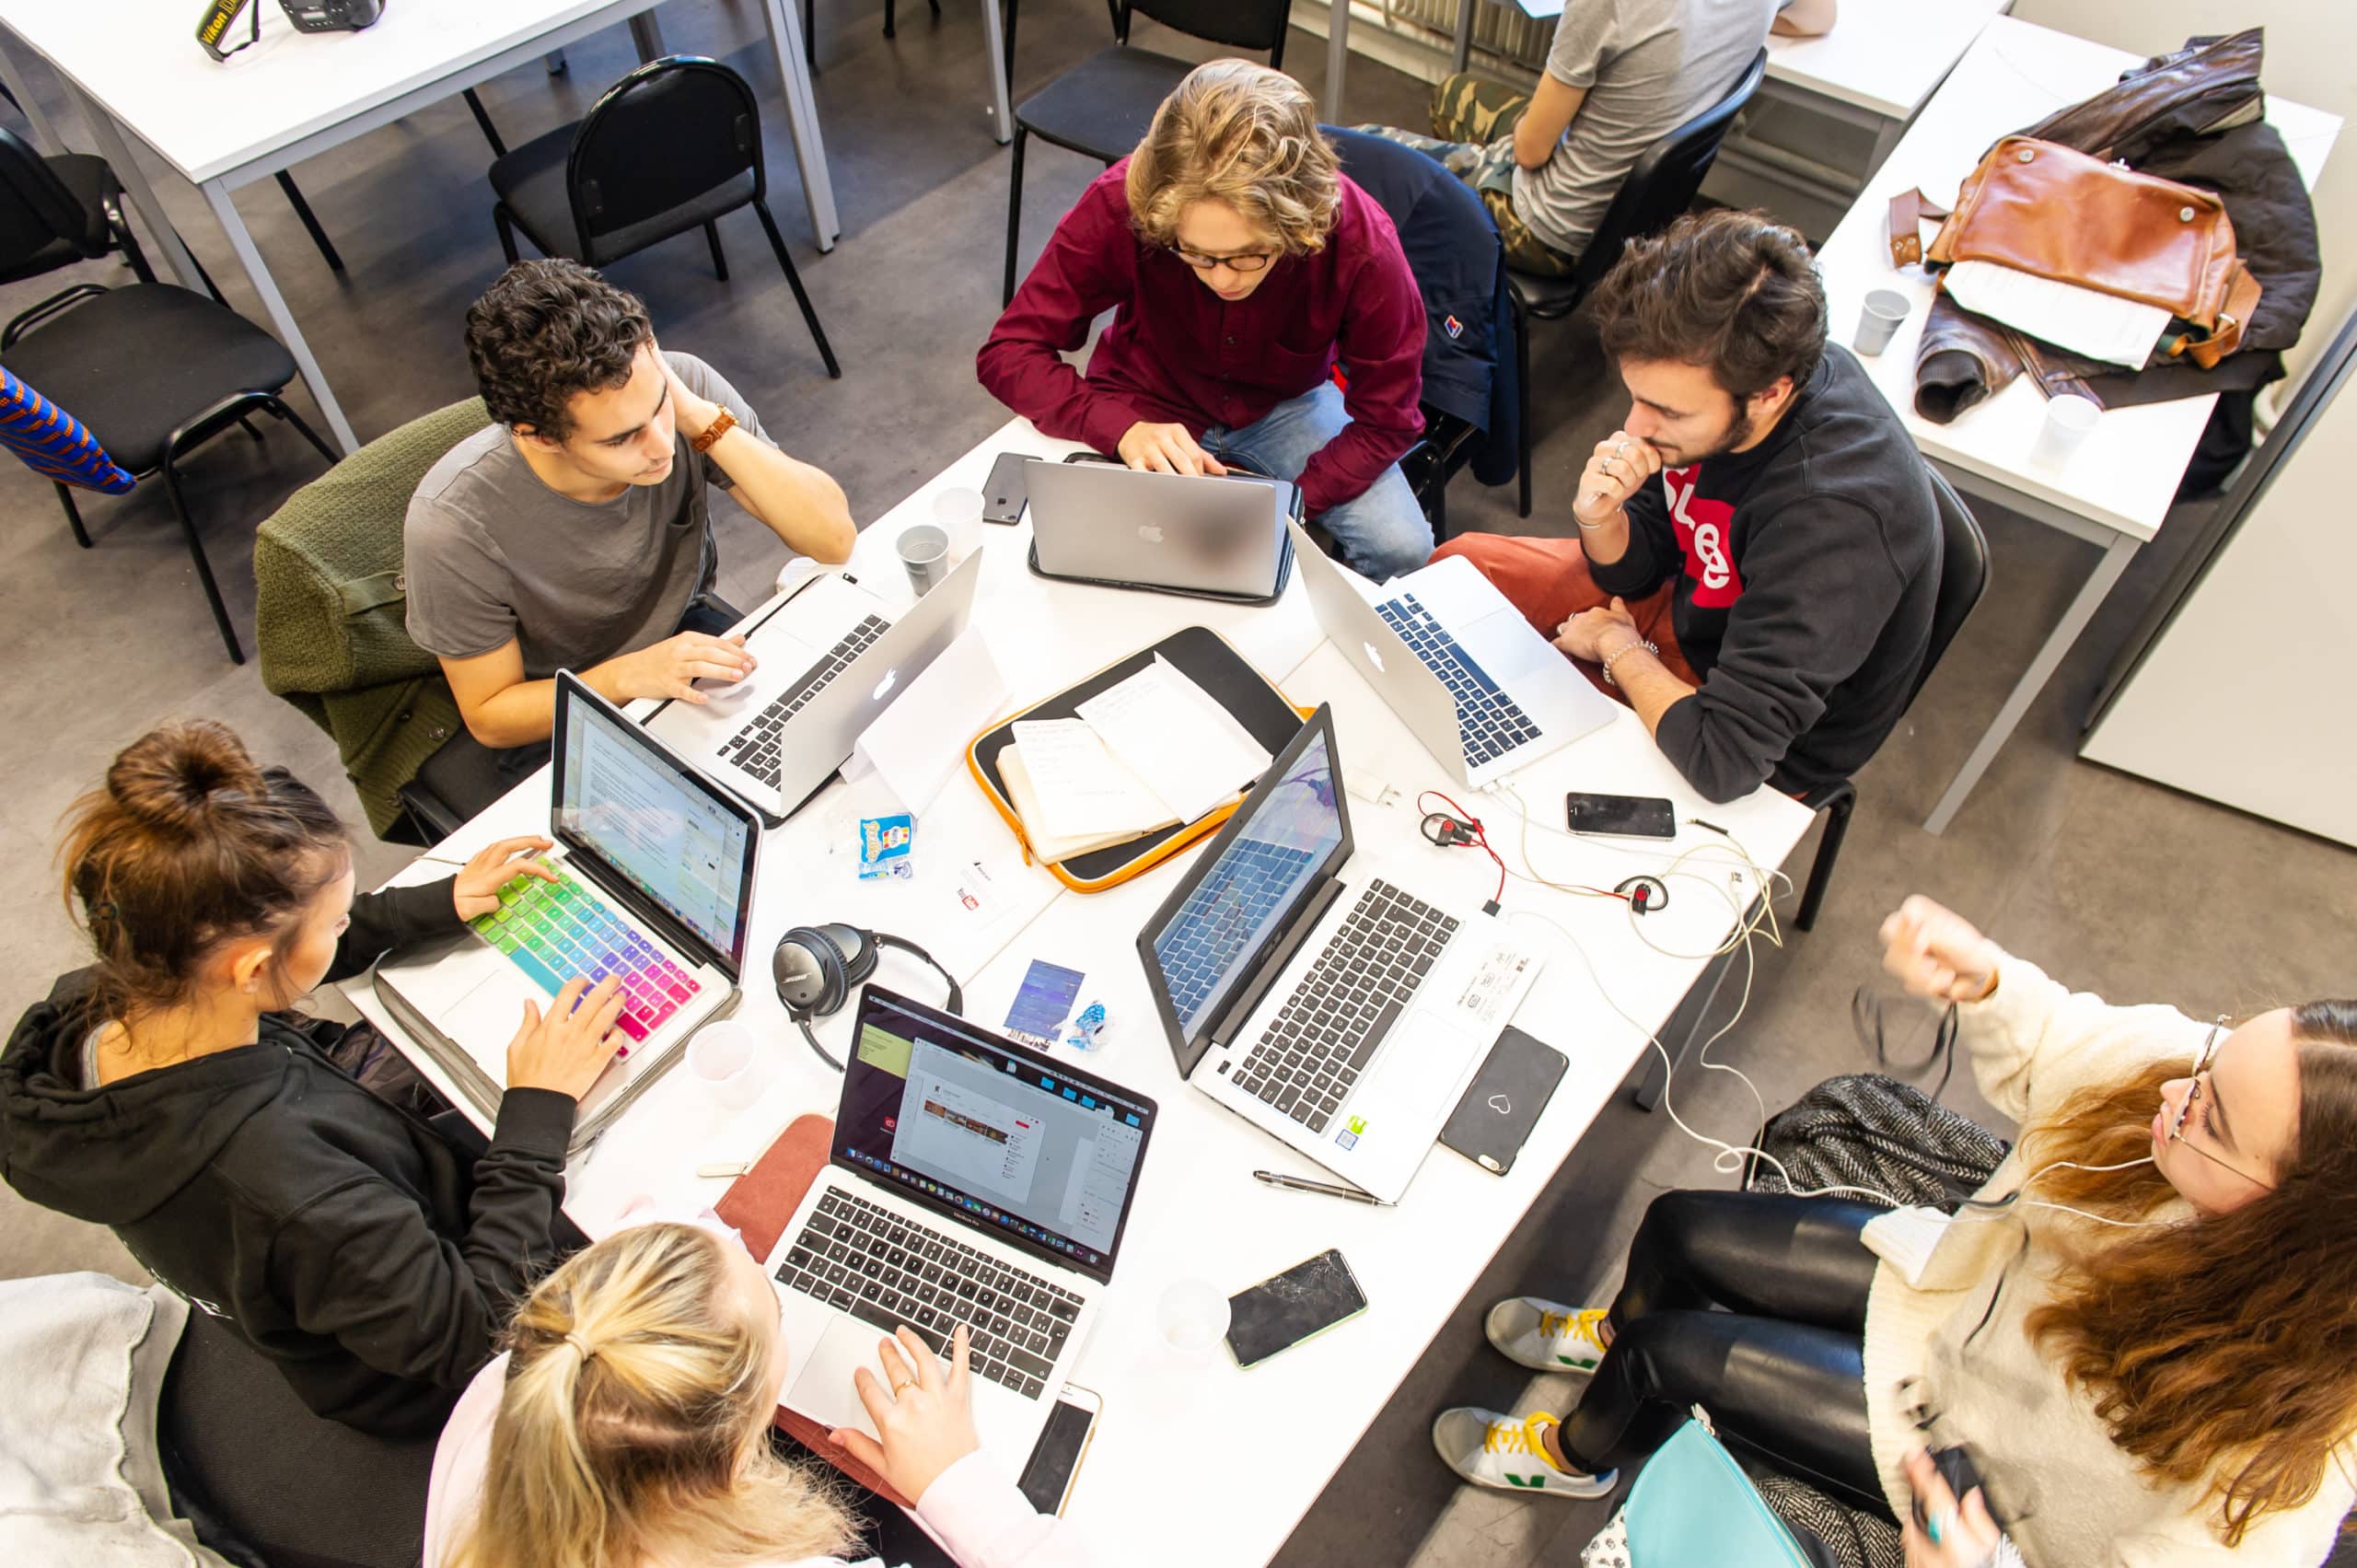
0, 3, 2350, 1563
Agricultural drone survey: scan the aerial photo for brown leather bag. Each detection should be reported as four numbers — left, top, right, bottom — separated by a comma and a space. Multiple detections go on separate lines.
1922, 135, 2260, 368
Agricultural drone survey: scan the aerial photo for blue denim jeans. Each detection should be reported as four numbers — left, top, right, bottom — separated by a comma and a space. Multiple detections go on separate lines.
1201, 379, 1433, 581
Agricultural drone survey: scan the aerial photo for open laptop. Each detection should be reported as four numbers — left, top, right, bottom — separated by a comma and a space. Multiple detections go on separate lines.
761, 985, 1156, 1464
1134, 705, 1541, 1203
647, 550, 982, 824
1027, 459, 1294, 599
376, 672, 754, 1153
1290, 519, 1617, 787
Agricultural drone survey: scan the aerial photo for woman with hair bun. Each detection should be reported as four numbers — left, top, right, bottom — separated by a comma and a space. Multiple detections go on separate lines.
428, 1217, 1083, 1568
1, 720, 624, 1436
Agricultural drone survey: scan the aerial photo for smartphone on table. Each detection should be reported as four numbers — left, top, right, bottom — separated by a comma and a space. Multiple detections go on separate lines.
1225, 1249, 1369, 1369
1017, 1386, 1101, 1515
1563, 791, 1677, 839
983, 451, 1031, 525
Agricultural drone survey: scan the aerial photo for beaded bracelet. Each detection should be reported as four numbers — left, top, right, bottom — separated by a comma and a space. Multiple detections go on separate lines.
1601, 637, 1658, 687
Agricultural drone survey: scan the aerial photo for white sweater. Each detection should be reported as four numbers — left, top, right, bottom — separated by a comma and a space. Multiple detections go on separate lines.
1859, 957, 2355, 1566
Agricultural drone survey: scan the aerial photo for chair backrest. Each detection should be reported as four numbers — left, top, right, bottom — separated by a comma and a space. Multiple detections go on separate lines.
255, 397, 488, 702
1127, 0, 1291, 66
566, 56, 762, 248
0, 124, 96, 271
1912, 464, 1989, 706
1566, 46, 1767, 297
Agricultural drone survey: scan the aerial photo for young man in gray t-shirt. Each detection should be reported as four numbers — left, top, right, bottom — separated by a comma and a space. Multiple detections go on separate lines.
402, 261, 853, 812
1360, 0, 1778, 274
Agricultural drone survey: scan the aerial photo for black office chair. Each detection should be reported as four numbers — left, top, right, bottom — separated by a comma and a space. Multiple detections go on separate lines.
1506, 47, 1764, 517
1793, 465, 1988, 930
490, 55, 841, 378
1002, 0, 1293, 307
1327, 125, 1518, 541
0, 123, 157, 285
1, 283, 338, 664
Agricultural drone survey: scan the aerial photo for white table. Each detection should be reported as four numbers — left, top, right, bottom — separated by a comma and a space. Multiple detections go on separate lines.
1815, 15, 2340, 832
346, 417, 1812, 1563
0, 0, 1011, 453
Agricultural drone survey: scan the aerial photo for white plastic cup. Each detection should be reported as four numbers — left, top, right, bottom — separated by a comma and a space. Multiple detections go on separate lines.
687, 1019, 770, 1110
931, 486, 985, 567
898, 523, 950, 596
2031, 393, 2101, 468
1155, 1278, 1232, 1357
1852, 289, 1911, 355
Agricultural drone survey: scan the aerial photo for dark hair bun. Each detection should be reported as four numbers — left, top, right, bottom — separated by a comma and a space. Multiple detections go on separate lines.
106, 720, 267, 839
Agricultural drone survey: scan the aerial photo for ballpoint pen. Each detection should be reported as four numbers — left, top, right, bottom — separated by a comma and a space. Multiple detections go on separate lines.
1252, 1169, 1383, 1205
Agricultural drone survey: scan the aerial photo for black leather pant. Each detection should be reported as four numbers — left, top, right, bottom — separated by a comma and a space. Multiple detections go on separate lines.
1557, 1190, 1895, 1519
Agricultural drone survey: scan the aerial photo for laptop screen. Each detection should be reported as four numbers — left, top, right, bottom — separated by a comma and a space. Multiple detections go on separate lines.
552, 673, 758, 972
834, 987, 1156, 1283
1136, 706, 1351, 1068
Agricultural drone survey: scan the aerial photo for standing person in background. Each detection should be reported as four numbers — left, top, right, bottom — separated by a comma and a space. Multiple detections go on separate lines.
981, 60, 1432, 581
0, 721, 621, 1435
1358, 0, 1774, 274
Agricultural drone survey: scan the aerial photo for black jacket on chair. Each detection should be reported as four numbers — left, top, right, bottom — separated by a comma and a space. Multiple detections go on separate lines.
0, 878, 577, 1438
1327, 127, 1521, 487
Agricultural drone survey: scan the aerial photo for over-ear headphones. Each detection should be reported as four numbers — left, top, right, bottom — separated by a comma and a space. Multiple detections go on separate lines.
772, 923, 964, 1070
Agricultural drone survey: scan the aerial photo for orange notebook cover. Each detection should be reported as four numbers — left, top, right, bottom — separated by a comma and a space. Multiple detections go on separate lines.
716, 1114, 913, 1509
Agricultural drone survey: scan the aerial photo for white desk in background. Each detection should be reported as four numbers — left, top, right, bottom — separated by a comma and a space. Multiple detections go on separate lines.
1815, 15, 2340, 832
0, 0, 1011, 453
1319, 0, 2005, 190
345, 416, 1812, 1564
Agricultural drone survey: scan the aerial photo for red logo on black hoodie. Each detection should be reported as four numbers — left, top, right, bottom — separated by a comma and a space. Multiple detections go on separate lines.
1662, 465, 1744, 610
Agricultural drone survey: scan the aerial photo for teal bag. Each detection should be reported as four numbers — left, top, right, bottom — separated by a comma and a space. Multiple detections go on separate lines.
1580, 1408, 1815, 1567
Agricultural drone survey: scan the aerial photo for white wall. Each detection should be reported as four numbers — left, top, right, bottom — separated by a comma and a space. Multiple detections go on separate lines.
2008, 0, 2357, 395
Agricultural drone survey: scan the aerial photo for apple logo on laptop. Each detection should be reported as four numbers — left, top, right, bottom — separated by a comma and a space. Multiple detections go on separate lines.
1137, 524, 1165, 544
871, 668, 899, 702
1362, 642, 1386, 674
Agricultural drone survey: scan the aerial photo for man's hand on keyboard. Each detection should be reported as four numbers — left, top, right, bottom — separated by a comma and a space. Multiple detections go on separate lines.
830, 1323, 982, 1504
614, 632, 758, 704
505, 975, 626, 1101
450, 837, 558, 921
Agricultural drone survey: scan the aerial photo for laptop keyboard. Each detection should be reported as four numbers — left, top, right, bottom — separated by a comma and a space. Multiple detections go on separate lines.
468, 865, 702, 1044
715, 614, 891, 787
775, 1189, 1078, 1399
1376, 595, 1540, 767
1226, 879, 1456, 1134
1155, 838, 1318, 1027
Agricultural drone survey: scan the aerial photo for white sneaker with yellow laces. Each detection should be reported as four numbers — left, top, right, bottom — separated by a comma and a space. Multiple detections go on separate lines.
1431, 1406, 1615, 1498
1486, 1296, 1612, 1374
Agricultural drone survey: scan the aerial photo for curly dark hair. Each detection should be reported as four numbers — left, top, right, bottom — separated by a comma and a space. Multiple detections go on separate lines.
463, 259, 652, 441
1588, 209, 1827, 401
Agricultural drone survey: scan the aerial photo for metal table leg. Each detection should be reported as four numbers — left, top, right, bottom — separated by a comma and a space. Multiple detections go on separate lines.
1923, 528, 2141, 834
627, 11, 666, 61
68, 86, 204, 289
978, 0, 1011, 145
201, 180, 360, 454
1450, 0, 1476, 74
1323, 0, 1350, 122
0, 30, 61, 153
753, 0, 842, 250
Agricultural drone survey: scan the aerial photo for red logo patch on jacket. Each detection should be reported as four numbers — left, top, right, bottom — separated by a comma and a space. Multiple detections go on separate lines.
1661, 465, 1744, 610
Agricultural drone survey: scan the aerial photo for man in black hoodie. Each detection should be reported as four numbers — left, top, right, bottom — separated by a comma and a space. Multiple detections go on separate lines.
1432, 210, 1940, 804
2, 723, 623, 1437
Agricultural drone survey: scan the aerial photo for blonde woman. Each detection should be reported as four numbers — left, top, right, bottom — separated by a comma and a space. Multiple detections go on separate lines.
426, 1214, 1085, 1568
978, 58, 1432, 579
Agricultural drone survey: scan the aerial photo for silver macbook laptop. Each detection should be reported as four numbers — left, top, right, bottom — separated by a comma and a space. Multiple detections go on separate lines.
648, 551, 982, 823
761, 985, 1156, 1466
376, 672, 753, 1154
1027, 459, 1292, 598
1135, 705, 1541, 1203
1291, 520, 1617, 788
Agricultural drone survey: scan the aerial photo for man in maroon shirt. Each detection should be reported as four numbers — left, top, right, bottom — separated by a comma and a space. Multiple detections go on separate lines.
978, 60, 1434, 579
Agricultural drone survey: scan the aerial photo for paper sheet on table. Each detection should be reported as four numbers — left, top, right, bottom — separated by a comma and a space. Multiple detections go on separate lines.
1000, 749, 1167, 865
1942, 261, 2170, 369
1074, 656, 1274, 824
1008, 718, 1177, 842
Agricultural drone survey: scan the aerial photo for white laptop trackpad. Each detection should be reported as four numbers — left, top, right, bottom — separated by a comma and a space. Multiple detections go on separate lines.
788, 1319, 889, 1441
1457, 607, 1557, 681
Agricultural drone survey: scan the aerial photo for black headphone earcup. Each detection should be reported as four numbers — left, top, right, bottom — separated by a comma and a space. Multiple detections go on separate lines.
774, 925, 851, 1016
819, 923, 879, 989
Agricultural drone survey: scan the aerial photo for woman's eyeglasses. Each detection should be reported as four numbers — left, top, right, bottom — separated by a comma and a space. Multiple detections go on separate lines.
2165, 1016, 2275, 1191
1168, 246, 1278, 274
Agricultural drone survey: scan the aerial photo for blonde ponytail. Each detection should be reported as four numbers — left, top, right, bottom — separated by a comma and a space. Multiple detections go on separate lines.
450, 1224, 857, 1568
